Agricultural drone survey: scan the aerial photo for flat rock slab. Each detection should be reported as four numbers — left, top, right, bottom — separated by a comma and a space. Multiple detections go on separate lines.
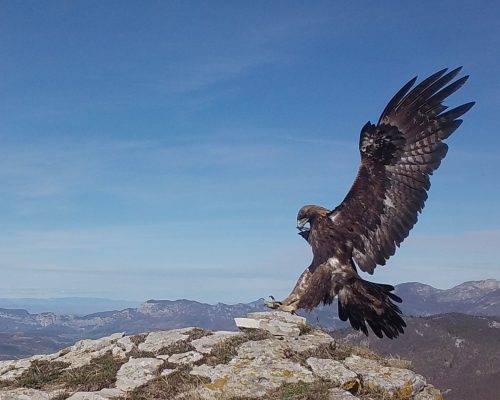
236, 311, 307, 337
115, 357, 163, 392
191, 331, 241, 354
58, 333, 124, 369
234, 317, 301, 337
307, 357, 359, 390
137, 328, 194, 353
247, 311, 307, 326
167, 351, 204, 365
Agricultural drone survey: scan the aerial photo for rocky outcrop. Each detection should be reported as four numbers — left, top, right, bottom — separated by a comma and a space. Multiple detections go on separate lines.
0, 312, 442, 400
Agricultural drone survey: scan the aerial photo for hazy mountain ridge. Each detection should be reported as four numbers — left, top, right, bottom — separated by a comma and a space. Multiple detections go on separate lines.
0, 279, 498, 361
0, 298, 140, 316
394, 279, 500, 316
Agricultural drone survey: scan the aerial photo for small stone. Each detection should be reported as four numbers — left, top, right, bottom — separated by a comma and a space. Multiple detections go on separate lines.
160, 369, 175, 377
137, 328, 194, 353
167, 351, 203, 365
307, 357, 359, 389
115, 357, 164, 392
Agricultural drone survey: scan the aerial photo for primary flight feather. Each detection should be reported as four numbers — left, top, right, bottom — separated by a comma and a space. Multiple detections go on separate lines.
266, 67, 474, 339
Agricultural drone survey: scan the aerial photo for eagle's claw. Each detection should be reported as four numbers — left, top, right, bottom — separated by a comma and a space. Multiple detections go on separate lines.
265, 297, 298, 313
265, 296, 282, 310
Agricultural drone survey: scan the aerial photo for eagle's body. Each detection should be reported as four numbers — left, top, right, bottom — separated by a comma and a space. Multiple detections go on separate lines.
267, 68, 474, 339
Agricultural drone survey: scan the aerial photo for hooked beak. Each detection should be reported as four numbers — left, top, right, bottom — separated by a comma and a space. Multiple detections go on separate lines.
297, 217, 310, 232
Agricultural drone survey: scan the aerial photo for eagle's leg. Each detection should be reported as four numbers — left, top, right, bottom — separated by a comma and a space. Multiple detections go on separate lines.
265, 268, 312, 313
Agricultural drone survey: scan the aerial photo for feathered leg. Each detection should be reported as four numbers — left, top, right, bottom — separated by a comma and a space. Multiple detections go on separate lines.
265, 267, 313, 313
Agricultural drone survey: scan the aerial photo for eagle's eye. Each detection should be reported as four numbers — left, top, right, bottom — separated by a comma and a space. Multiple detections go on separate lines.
297, 217, 310, 232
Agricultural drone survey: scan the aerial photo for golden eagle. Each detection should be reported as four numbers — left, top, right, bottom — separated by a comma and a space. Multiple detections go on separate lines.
266, 68, 474, 338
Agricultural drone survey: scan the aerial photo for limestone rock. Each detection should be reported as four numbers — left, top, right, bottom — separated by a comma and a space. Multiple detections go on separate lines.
343, 355, 426, 398
413, 385, 443, 400
167, 351, 204, 365
328, 388, 359, 399
115, 357, 163, 392
235, 311, 306, 337
112, 336, 135, 358
191, 334, 326, 398
191, 331, 240, 354
0, 311, 442, 400
160, 368, 175, 377
58, 333, 124, 369
137, 328, 194, 353
307, 357, 359, 390
0, 360, 31, 382
247, 311, 307, 326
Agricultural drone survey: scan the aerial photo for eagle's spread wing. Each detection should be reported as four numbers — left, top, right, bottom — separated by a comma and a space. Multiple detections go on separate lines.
330, 68, 474, 273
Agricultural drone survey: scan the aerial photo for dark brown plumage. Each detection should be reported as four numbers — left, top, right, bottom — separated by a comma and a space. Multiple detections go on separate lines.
267, 68, 474, 339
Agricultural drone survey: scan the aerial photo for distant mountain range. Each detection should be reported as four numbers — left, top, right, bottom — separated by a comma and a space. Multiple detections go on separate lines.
0, 297, 140, 316
393, 279, 500, 316
0, 279, 498, 361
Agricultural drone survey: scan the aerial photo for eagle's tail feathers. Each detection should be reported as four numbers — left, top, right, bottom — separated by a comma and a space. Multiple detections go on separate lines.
338, 278, 406, 339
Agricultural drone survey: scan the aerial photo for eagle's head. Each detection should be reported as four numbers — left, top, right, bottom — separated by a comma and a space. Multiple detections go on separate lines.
296, 205, 330, 240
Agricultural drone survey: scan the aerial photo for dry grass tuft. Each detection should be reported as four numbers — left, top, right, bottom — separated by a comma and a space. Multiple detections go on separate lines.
298, 324, 314, 335
265, 380, 335, 400
129, 333, 148, 347
14, 360, 70, 389
286, 341, 353, 367
187, 328, 210, 341
58, 352, 125, 392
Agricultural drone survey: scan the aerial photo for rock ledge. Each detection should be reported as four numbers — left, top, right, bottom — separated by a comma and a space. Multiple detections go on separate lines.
0, 311, 442, 400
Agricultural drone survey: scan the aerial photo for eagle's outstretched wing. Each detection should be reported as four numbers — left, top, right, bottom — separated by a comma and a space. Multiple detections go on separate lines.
330, 68, 474, 273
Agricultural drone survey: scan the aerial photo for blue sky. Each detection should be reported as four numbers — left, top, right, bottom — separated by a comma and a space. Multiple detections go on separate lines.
1, 1, 499, 302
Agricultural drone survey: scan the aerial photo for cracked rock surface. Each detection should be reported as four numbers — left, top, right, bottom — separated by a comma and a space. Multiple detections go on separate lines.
0, 311, 442, 400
